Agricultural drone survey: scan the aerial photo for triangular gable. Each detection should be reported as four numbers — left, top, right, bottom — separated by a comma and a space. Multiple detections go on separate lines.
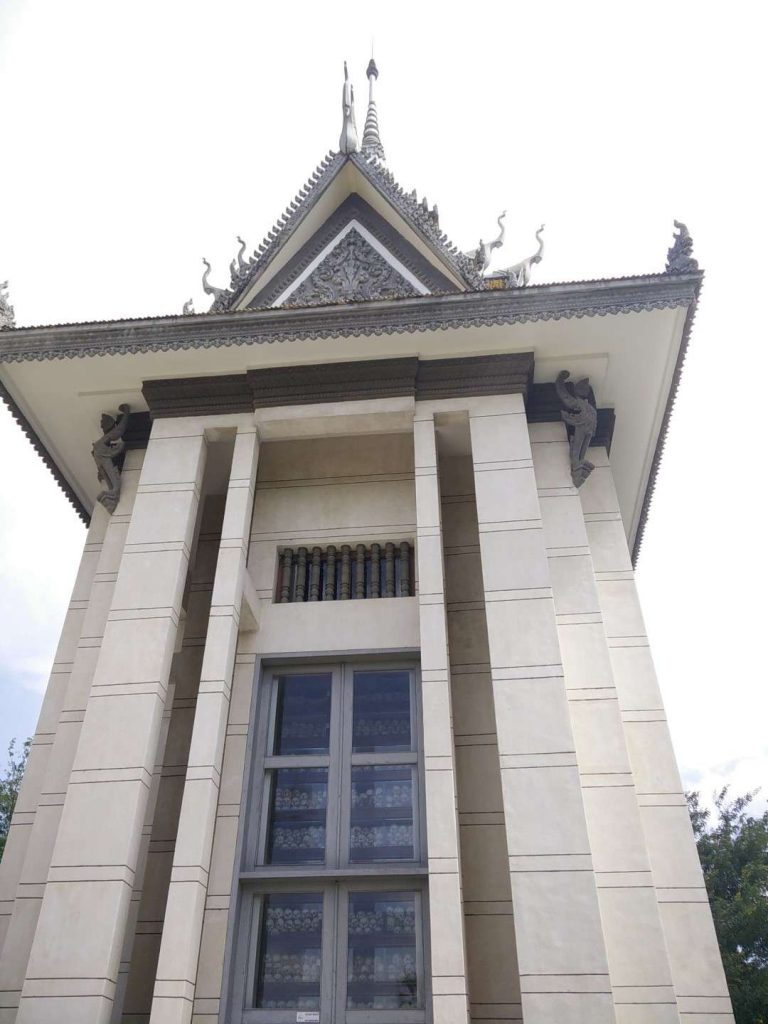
208, 152, 484, 313
244, 195, 454, 309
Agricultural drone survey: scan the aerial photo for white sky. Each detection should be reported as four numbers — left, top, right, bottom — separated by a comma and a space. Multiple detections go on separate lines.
0, 0, 765, 809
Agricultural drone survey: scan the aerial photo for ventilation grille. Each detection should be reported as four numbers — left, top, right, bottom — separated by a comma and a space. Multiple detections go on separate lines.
276, 543, 413, 603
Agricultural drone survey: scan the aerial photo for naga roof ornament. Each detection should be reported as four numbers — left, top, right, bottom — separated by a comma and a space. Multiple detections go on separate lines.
494, 224, 546, 288
468, 212, 507, 275
665, 220, 699, 274
361, 58, 385, 161
339, 62, 359, 154
0, 280, 16, 330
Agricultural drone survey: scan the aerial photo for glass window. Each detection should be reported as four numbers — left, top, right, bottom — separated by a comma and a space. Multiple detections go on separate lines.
352, 670, 412, 752
350, 765, 415, 861
266, 768, 328, 864
254, 893, 323, 1009
273, 673, 332, 755
232, 663, 428, 1024
347, 892, 420, 1009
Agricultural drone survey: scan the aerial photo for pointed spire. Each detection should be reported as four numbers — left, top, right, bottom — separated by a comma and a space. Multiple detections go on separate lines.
361, 57, 385, 161
339, 61, 359, 154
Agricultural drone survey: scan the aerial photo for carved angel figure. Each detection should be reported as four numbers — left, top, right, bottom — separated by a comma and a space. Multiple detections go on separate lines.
92, 404, 130, 513
555, 371, 597, 487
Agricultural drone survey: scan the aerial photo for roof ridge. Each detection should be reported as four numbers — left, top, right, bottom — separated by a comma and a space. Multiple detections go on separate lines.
350, 153, 485, 289
214, 150, 344, 311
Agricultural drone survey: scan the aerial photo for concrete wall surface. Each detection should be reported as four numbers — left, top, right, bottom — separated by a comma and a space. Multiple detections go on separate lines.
0, 405, 733, 1024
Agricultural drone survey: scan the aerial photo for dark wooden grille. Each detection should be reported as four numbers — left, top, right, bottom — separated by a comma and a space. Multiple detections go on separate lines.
276, 542, 413, 603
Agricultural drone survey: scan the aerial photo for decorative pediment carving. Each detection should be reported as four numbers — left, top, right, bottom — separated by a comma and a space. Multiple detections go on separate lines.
281, 229, 418, 308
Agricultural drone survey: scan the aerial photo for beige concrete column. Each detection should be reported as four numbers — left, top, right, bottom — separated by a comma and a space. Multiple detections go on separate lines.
149, 425, 259, 1024
16, 421, 207, 1024
531, 423, 679, 1022
413, 409, 470, 1024
468, 394, 615, 1024
0, 505, 106, 959
581, 450, 734, 1023
0, 452, 142, 1024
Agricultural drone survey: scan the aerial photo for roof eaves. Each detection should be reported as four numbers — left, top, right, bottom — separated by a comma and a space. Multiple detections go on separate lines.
0, 272, 702, 363
0, 377, 89, 524
630, 272, 703, 566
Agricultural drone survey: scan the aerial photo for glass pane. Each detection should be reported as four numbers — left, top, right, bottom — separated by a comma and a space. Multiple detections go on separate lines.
352, 671, 411, 753
273, 673, 332, 755
350, 765, 414, 861
347, 892, 420, 1009
266, 768, 328, 864
255, 893, 323, 1009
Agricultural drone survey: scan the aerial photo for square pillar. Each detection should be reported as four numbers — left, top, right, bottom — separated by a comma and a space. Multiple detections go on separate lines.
149, 426, 259, 1024
16, 423, 207, 1024
531, 422, 679, 1022
581, 450, 734, 1023
467, 395, 615, 1024
413, 410, 470, 1024
0, 451, 142, 1024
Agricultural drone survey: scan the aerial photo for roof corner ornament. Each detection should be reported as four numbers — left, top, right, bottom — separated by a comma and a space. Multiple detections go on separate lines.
182, 298, 195, 315
555, 371, 597, 487
470, 211, 506, 275
229, 236, 248, 279
499, 224, 545, 287
202, 258, 231, 309
665, 220, 699, 274
339, 61, 359, 154
361, 58, 385, 161
92, 404, 130, 514
0, 280, 16, 330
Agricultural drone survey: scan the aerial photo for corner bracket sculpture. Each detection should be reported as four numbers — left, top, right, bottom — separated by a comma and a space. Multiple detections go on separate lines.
92, 404, 130, 513
555, 371, 597, 487
665, 220, 698, 274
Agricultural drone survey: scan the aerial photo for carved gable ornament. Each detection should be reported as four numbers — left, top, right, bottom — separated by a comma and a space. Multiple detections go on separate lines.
280, 228, 419, 308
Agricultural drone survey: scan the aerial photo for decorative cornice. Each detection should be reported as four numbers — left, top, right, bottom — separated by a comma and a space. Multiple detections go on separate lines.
416, 354, 532, 401
143, 354, 534, 418
0, 273, 701, 364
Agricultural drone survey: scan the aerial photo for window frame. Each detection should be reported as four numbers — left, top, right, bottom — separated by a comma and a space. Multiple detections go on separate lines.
244, 661, 426, 873
230, 658, 431, 1024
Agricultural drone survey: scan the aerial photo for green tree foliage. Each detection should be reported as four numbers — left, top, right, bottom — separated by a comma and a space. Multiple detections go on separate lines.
0, 738, 30, 862
688, 788, 768, 1023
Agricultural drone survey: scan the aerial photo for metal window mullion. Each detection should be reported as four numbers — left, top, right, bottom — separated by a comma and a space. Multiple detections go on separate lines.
339, 662, 354, 868
321, 886, 337, 1024
349, 752, 418, 766
333, 884, 348, 1024
326, 663, 344, 869
412, 669, 426, 866
263, 755, 331, 770
245, 674, 278, 868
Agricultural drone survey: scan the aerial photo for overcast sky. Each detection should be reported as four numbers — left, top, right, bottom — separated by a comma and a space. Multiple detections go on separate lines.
0, 0, 765, 809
